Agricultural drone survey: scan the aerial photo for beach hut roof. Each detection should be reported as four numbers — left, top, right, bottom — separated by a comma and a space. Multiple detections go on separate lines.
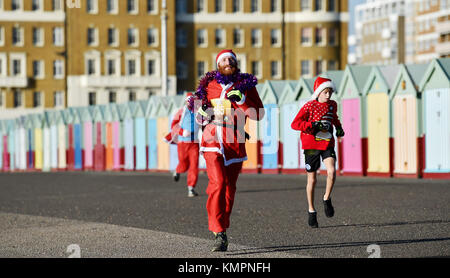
362, 65, 401, 95
390, 63, 429, 98
131, 101, 145, 118
278, 81, 299, 104
419, 58, 450, 91
294, 77, 315, 100
259, 80, 286, 104
91, 105, 105, 122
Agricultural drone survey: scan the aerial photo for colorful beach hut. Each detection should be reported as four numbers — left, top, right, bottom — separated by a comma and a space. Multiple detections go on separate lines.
15, 116, 26, 171
47, 111, 58, 170
390, 63, 428, 178
146, 96, 159, 171
42, 112, 52, 172
156, 97, 170, 171
132, 101, 147, 171
167, 95, 186, 172
77, 107, 94, 171
279, 81, 302, 174
55, 110, 68, 171
119, 103, 135, 171
337, 65, 373, 176
363, 65, 400, 177
242, 83, 264, 173
91, 105, 106, 171
6, 120, 15, 171
70, 108, 83, 170
0, 120, 3, 170
418, 58, 450, 179
32, 113, 44, 171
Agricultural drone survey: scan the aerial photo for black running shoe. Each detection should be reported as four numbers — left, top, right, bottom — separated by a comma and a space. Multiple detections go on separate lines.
323, 198, 335, 218
308, 212, 319, 228
211, 232, 228, 252
173, 172, 180, 182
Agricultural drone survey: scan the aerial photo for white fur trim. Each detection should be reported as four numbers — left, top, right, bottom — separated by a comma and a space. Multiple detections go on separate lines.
235, 93, 246, 105
216, 52, 237, 66
311, 81, 335, 100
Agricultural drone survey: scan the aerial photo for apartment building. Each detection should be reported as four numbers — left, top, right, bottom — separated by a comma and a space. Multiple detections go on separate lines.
434, 0, 450, 58
0, 0, 66, 118
176, 0, 348, 91
66, 0, 177, 107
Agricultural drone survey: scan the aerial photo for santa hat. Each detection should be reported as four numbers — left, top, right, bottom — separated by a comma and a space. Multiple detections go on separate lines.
216, 49, 237, 67
312, 76, 336, 100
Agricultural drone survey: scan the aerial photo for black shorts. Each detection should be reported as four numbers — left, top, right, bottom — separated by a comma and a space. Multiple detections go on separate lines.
304, 148, 336, 172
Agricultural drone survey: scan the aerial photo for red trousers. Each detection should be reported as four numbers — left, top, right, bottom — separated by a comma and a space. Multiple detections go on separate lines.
204, 152, 243, 233
176, 142, 199, 188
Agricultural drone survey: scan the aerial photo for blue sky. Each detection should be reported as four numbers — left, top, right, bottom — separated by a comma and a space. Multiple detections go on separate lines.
349, 0, 366, 35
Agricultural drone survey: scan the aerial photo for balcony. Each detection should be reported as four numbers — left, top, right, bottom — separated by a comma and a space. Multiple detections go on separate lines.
436, 20, 450, 35
80, 75, 162, 88
0, 76, 28, 88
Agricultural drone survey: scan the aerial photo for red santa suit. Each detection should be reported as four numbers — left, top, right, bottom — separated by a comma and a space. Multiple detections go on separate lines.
194, 55, 264, 233
164, 94, 200, 188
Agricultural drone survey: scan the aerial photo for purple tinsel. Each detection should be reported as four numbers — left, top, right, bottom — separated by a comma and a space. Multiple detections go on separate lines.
187, 70, 258, 112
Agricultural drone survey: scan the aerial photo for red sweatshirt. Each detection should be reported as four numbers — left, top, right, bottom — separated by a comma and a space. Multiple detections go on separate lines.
291, 99, 342, 150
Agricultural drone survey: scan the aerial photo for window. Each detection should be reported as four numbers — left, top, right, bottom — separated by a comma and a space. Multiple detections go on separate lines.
197, 29, 207, 47
327, 0, 335, 11
315, 27, 325, 45
251, 29, 262, 47
271, 29, 281, 46
215, 29, 225, 47
109, 91, 116, 103
315, 60, 323, 75
328, 28, 337, 46
11, 0, 21, 10
108, 28, 118, 46
88, 92, 96, 106
53, 60, 64, 79
32, 0, 41, 10
147, 28, 158, 46
251, 61, 261, 77
233, 28, 243, 47
128, 28, 138, 46
13, 90, 22, 108
176, 29, 187, 48
0, 27, 4, 46
176, 0, 187, 13
127, 0, 138, 13
328, 60, 337, 71
52, 0, 62, 10
251, 0, 259, 12
271, 61, 281, 79
129, 91, 136, 101
0, 54, 6, 76
12, 59, 22, 76
12, 27, 23, 46
33, 27, 44, 46
106, 59, 116, 75
270, 0, 278, 12
125, 51, 141, 76
33, 60, 44, 79
86, 0, 98, 13
147, 0, 157, 13
87, 28, 98, 46
146, 59, 155, 75
301, 60, 310, 76
107, 0, 118, 13
177, 61, 188, 80
314, 0, 323, 11
197, 61, 206, 78
215, 0, 223, 12
127, 60, 136, 76
33, 92, 42, 108
301, 27, 312, 45
53, 27, 64, 46
301, 0, 310, 10
87, 59, 96, 75
232, 0, 241, 12
197, 0, 205, 12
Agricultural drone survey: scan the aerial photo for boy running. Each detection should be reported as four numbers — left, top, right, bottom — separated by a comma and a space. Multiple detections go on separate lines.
291, 77, 345, 228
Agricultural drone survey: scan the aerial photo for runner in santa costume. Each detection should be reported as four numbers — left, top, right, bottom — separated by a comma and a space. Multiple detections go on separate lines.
164, 93, 200, 197
291, 76, 345, 228
188, 49, 265, 251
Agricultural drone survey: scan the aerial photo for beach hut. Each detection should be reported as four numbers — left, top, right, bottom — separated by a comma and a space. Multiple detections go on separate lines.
146, 96, 160, 171
132, 101, 147, 171
257, 80, 285, 174
101, 105, 113, 171
6, 120, 15, 171
278, 81, 302, 174
55, 110, 68, 171
119, 103, 135, 171
23, 115, 35, 170
47, 111, 58, 170
77, 107, 94, 171
69, 108, 83, 170
91, 105, 106, 171
242, 83, 264, 173
363, 65, 400, 177
15, 116, 26, 171
292, 77, 315, 171
337, 65, 373, 176
41, 112, 52, 172
31, 113, 44, 171
418, 58, 450, 179
62, 109, 74, 170
0, 120, 3, 171
390, 63, 428, 178
156, 97, 171, 171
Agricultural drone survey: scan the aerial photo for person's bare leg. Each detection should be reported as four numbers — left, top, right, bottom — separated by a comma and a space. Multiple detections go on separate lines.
306, 172, 317, 212
323, 157, 336, 201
